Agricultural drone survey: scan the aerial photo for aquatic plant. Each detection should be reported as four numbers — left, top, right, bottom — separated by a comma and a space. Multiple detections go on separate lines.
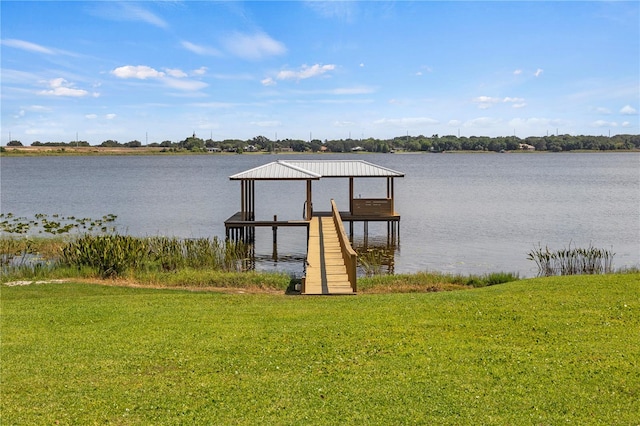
61, 234, 148, 278
527, 243, 615, 277
0, 237, 37, 267
357, 247, 394, 277
0, 213, 118, 235
147, 236, 247, 272
60, 235, 248, 278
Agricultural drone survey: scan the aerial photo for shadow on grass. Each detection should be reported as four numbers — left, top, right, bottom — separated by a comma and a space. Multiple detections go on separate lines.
285, 278, 302, 295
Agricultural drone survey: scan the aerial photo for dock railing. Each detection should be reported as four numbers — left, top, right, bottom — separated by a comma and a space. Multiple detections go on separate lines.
352, 198, 394, 216
331, 199, 358, 293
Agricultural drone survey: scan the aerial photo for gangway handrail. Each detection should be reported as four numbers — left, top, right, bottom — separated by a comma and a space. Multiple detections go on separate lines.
330, 199, 357, 292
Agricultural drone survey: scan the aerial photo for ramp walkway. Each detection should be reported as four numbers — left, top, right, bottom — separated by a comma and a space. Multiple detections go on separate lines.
302, 201, 357, 295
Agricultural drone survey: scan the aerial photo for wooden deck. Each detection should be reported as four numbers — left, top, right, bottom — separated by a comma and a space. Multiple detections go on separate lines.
303, 217, 355, 295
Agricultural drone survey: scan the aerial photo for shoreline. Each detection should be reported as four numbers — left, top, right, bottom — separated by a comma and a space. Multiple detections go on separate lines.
2, 145, 638, 157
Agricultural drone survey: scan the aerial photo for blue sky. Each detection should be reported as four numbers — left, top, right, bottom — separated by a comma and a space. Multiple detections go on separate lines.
1, 1, 638, 145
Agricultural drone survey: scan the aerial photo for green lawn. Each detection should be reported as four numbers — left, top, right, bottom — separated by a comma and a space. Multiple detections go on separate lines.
2, 274, 639, 425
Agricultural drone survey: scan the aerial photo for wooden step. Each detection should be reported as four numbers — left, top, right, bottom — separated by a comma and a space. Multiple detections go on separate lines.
302, 216, 355, 295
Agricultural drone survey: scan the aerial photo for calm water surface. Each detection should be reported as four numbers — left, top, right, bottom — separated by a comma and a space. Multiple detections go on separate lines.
1, 152, 638, 277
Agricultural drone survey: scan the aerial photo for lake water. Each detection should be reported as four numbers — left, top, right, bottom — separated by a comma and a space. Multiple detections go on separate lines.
1, 152, 638, 277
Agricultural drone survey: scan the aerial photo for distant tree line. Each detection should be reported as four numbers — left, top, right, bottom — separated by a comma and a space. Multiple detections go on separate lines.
30, 141, 91, 147
6, 133, 640, 153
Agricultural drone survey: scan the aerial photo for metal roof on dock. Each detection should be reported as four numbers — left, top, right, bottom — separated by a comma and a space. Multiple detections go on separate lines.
229, 160, 404, 180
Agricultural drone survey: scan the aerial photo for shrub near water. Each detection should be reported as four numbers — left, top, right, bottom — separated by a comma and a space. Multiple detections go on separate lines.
60, 235, 247, 278
147, 236, 246, 272
61, 235, 148, 278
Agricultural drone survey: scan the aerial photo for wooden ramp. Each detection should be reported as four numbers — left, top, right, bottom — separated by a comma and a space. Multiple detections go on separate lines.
303, 217, 355, 295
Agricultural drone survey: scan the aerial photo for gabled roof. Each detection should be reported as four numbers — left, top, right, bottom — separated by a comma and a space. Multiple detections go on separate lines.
229, 160, 321, 180
229, 160, 404, 180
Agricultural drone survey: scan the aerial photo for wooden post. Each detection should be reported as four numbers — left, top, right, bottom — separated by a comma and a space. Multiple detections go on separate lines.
240, 180, 246, 221
387, 177, 395, 214
364, 221, 369, 248
251, 180, 255, 220
306, 180, 312, 220
272, 215, 278, 260
349, 177, 354, 214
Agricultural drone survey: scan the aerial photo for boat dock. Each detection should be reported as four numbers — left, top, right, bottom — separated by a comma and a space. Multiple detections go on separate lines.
224, 160, 404, 295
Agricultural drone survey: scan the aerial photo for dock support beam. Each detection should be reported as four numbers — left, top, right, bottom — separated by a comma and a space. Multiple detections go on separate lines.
306, 180, 313, 220
272, 215, 278, 260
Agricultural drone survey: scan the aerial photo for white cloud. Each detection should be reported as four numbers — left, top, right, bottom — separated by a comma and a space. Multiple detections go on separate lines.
595, 107, 612, 114
277, 64, 336, 81
85, 113, 116, 120
473, 96, 501, 109
224, 32, 286, 60
261, 77, 277, 86
331, 86, 373, 95
112, 65, 165, 79
622, 121, 631, 127
120, 3, 168, 29
181, 41, 221, 56
620, 105, 637, 115
39, 78, 93, 97
448, 120, 462, 127
192, 67, 208, 76
2, 39, 55, 55
163, 78, 208, 91
534, 68, 544, 77
503, 97, 524, 103
503, 97, 526, 108
111, 65, 207, 91
513, 69, 523, 75
473, 96, 526, 109
165, 68, 188, 78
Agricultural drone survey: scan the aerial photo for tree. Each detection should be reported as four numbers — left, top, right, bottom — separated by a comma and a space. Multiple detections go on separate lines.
289, 140, 308, 152
309, 139, 323, 152
124, 140, 142, 148
251, 135, 271, 151
101, 140, 121, 147
487, 139, 506, 152
7, 140, 22, 146
180, 136, 205, 151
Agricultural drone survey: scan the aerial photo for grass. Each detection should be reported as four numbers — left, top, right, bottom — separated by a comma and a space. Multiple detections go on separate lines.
358, 270, 520, 293
2, 273, 639, 424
